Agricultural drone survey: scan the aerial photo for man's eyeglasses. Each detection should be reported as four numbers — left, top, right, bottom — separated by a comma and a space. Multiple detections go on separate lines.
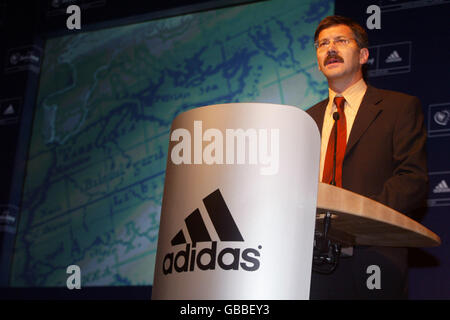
314, 37, 356, 50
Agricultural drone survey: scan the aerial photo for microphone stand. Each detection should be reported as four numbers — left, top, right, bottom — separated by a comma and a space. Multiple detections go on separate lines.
324, 112, 339, 243
331, 111, 339, 187
313, 112, 342, 274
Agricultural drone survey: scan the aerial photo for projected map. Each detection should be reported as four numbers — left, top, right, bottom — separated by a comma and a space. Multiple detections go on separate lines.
11, 0, 332, 286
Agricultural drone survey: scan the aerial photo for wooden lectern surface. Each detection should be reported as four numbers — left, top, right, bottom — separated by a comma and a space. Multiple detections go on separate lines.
315, 183, 441, 247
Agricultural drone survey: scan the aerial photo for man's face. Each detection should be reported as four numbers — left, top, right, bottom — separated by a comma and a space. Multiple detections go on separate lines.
316, 25, 368, 81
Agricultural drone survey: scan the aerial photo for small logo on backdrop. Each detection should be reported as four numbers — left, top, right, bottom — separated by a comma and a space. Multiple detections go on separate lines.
385, 50, 402, 63
368, 42, 411, 77
428, 103, 450, 137
427, 172, 450, 207
434, 110, 450, 126
0, 204, 19, 234
433, 180, 450, 194
162, 189, 261, 275
0, 98, 22, 126
3, 105, 15, 115
5, 46, 42, 74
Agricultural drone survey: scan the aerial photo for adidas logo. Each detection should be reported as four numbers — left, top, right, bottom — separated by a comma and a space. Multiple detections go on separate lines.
162, 189, 261, 275
433, 180, 450, 193
385, 50, 402, 63
3, 104, 15, 116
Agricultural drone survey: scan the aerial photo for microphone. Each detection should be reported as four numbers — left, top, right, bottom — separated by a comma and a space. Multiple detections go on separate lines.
333, 111, 340, 121
331, 112, 339, 186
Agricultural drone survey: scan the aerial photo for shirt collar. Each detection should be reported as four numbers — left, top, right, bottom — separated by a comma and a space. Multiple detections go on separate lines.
327, 78, 367, 114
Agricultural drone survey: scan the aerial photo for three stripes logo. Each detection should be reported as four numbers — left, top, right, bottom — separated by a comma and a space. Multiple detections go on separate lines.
385, 50, 402, 63
162, 189, 261, 275
433, 180, 450, 193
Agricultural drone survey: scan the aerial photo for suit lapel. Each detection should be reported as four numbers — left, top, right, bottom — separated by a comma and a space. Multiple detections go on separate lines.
311, 98, 329, 135
345, 85, 383, 158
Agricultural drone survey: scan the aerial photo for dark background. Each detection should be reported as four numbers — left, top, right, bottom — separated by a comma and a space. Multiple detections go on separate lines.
0, 0, 449, 299
336, 0, 450, 300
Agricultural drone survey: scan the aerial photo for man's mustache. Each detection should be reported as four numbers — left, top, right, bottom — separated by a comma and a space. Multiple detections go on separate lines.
324, 53, 344, 66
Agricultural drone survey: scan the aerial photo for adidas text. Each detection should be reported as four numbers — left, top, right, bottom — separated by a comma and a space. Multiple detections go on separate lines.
170, 120, 279, 175
163, 242, 261, 275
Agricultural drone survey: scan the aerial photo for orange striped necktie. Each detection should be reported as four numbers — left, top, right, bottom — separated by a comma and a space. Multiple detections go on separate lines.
322, 96, 347, 187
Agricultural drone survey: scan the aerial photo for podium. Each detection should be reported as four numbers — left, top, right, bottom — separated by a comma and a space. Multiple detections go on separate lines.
152, 103, 440, 300
315, 182, 440, 247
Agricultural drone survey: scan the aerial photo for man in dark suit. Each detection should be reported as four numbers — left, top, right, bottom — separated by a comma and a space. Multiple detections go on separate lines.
306, 15, 428, 299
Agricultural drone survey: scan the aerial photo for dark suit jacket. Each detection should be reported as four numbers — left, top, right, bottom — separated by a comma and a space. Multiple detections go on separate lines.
306, 85, 428, 299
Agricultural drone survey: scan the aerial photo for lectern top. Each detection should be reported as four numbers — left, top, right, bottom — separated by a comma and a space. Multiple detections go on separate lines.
315, 183, 441, 247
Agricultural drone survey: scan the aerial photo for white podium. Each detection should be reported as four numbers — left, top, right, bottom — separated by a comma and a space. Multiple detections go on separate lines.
152, 103, 321, 300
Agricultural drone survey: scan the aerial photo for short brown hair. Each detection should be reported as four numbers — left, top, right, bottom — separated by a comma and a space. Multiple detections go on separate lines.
314, 15, 369, 49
